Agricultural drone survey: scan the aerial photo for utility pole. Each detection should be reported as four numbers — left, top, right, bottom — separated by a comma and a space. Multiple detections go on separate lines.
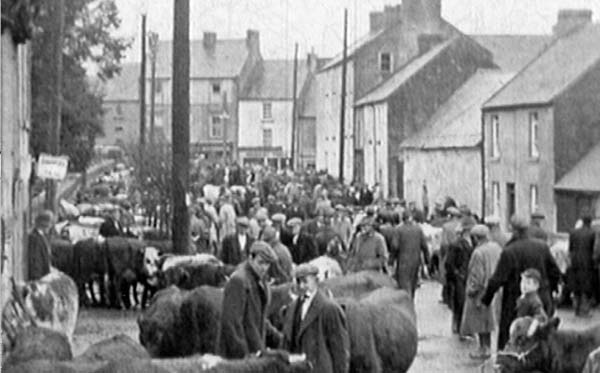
171, 0, 190, 254
148, 31, 159, 145
339, 9, 348, 183
290, 43, 298, 170
44, 0, 65, 212
139, 12, 147, 173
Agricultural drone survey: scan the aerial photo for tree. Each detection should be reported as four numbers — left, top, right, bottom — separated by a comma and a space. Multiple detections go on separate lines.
30, 0, 131, 172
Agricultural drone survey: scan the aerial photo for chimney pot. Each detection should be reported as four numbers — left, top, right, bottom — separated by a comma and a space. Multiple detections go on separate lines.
553, 9, 592, 37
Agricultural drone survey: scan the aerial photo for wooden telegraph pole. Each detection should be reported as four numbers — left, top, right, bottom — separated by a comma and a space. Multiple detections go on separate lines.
171, 0, 191, 254
290, 43, 299, 170
339, 9, 348, 183
139, 12, 147, 176
148, 31, 159, 145
44, 0, 65, 212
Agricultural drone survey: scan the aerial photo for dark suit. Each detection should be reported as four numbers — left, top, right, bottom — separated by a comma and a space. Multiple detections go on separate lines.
569, 225, 596, 300
282, 290, 350, 373
391, 223, 429, 296
27, 229, 51, 281
289, 233, 318, 264
481, 234, 561, 349
220, 233, 254, 266
99, 217, 122, 237
315, 226, 345, 256
217, 262, 270, 358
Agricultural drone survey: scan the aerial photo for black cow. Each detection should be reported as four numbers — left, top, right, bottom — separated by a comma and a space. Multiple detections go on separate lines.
74, 334, 150, 363
72, 238, 108, 306
3, 326, 72, 367
157, 262, 230, 290
497, 316, 600, 373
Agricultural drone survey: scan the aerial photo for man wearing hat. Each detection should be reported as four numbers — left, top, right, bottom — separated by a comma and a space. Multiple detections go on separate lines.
568, 213, 596, 317
528, 210, 548, 243
217, 241, 280, 358
261, 226, 293, 283
220, 217, 254, 270
99, 207, 123, 238
332, 204, 353, 248
481, 214, 561, 350
484, 215, 508, 247
445, 215, 476, 335
347, 216, 389, 273
249, 207, 270, 240
281, 264, 350, 373
287, 217, 318, 264
461, 224, 502, 360
28, 210, 55, 280
315, 207, 346, 256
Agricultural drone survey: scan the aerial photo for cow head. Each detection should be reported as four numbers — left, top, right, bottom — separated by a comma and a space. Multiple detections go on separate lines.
495, 316, 560, 373
142, 246, 161, 281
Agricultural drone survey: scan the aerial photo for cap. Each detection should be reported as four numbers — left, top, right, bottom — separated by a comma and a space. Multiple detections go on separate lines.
334, 204, 345, 211
460, 216, 477, 232
252, 197, 261, 204
255, 208, 269, 221
447, 207, 461, 216
521, 268, 541, 284
322, 207, 335, 217
35, 210, 54, 226
250, 241, 278, 263
294, 263, 319, 279
510, 215, 529, 230
484, 215, 501, 225
271, 213, 286, 223
236, 217, 250, 227
360, 216, 376, 227
470, 224, 490, 238
261, 226, 278, 242
287, 217, 303, 227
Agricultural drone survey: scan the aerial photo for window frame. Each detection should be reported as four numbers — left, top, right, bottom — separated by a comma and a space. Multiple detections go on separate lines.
263, 128, 273, 147
529, 111, 540, 159
379, 52, 392, 73
262, 102, 273, 121
530, 184, 538, 215
491, 181, 500, 216
490, 114, 500, 159
209, 115, 223, 138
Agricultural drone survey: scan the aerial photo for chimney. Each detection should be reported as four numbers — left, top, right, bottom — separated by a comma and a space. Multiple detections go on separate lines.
553, 9, 592, 37
383, 5, 403, 29
401, 0, 441, 32
203, 31, 216, 49
417, 34, 445, 54
370, 11, 384, 32
246, 29, 260, 54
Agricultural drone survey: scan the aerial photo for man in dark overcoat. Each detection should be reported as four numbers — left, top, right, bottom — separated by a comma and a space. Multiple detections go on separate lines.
390, 211, 429, 296
217, 241, 279, 358
287, 218, 318, 264
569, 213, 596, 316
99, 208, 123, 237
220, 217, 254, 268
481, 215, 561, 350
27, 210, 54, 281
281, 263, 350, 373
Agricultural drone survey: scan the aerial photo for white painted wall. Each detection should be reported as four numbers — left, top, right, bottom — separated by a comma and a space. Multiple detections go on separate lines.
360, 103, 389, 196
403, 148, 482, 215
315, 62, 354, 181
238, 99, 293, 156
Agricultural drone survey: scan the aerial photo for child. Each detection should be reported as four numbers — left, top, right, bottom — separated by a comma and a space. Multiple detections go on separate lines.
516, 268, 548, 336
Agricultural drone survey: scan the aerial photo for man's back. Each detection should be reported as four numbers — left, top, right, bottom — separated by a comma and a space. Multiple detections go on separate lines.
505, 237, 560, 294
569, 226, 596, 268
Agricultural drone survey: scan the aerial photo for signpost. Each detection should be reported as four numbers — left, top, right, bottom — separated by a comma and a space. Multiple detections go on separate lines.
37, 153, 69, 180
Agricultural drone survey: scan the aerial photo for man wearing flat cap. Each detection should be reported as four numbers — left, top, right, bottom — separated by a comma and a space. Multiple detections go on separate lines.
484, 215, 508, 247
220, 217, 254, 270
481, 214, 561, 350
528, 210, 548, 243
315, 207, 346, 257
287, 217, 318, 264
281, 264, 350, 373
28, 210, 55, 280
217, 240, 281, 358
261, 226, 293, 284
347, 216, 389, 273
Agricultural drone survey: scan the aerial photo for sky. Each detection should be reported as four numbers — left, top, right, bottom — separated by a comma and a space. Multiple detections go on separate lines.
114, 0, 600, 62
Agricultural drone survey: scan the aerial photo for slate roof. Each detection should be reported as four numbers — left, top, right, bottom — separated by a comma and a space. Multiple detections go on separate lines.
154, 39, 250, 79
470, 35, 553, 72
320, 30, 386, 72
555, 141, 600, 192
354, 38, 454, 107
484, 24, 600, 110
102, 63, 140, 101
242, 59, 309, 100
400, 69, 513, 149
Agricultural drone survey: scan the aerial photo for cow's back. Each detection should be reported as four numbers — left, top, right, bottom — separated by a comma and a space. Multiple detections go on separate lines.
179, 286, 224, 355
321, 270, 397, 299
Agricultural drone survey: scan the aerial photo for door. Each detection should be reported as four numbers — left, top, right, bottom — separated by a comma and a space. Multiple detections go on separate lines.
506, 183, 516, 226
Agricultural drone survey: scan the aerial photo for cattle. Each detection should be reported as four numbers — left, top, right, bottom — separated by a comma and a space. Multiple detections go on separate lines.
74, 334, 151, 362
103, 236, 147, 309
496, 316, 600, 373
50, 238, 76, 278
338, 287, 418, 373
2, 269, 79, 351
72, 237, 108, 306
320, 270, 397, 299
2, 326, 72, 367
157, 262, 230, 290
138, 285, 223, 357
308, 255, 344, 282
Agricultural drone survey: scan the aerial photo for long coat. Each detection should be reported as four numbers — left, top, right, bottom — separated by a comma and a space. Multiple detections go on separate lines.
220, 233, 254, 267
569, 224, 596, 296
445, 237, 473, 331
460, 240, 502, 336
289, 233, 318, 264
391, 223, 429, 296
481, 235, 561, 349
347, 232, 389, 273
217, 262, 270, 358
281, 291, 350, 373
315, 226, 345, 256
27, 229, 51, 281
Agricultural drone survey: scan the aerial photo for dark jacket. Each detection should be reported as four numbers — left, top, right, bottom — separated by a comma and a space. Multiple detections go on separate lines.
27, 229, 51, 281
315, 226, 345, 256
481, 235, 561, 349
516, 291, 547, 322
289, 233, 318, 264
569, 225, 596, 270
217, 262, 270, 358
220, 233, 254, 266
281, 290, 350, 373
391, 223, 429, 295
99, 217, 122, 237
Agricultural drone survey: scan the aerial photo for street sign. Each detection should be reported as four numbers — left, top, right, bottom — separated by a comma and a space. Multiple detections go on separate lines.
36, 153, 69, 180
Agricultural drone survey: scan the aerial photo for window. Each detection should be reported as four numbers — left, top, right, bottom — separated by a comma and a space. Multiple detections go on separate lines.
263, 128, 273, 147
155, 81, 162, 94
491, 182, 500, 216
529, 112, 539, 159
262, 102, 272, 120
506, 183, 516, 225
530, 184, 538, 215
491, 115, 500, 159
380, 52, 392, 73
210, 115, 222, 138
212, 82, 221, 95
